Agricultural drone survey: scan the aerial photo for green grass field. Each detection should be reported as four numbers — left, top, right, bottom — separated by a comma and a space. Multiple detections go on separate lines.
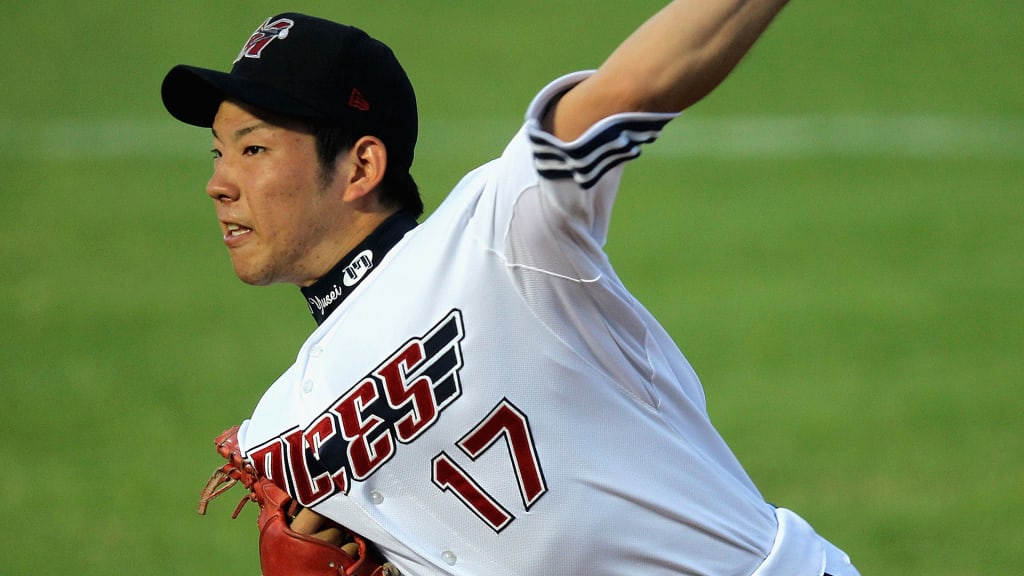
2, 2, 1021, 574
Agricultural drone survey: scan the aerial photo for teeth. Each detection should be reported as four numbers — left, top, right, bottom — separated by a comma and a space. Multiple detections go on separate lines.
226, 223, 250, 237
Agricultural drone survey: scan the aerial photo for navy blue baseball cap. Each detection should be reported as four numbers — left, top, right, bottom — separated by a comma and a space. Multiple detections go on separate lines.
161, 13, 417, 171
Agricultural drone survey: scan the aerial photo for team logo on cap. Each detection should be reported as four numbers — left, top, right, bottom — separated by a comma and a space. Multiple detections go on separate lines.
234, 17, 294, 63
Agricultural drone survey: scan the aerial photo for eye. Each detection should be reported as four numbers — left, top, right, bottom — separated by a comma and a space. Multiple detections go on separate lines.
210, 148, 222, 160
243, 145, 266, 156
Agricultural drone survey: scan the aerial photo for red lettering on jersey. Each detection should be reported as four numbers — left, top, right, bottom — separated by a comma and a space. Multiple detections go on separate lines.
303, 414, 350, 494
333, 378, 395, 479
378, 341, 438, 442
280, 428, 334, 507
244, 310, 466, 502
432, 454, 514, 532
248, 434, 287, 491
431, 399, 549, 532
459, 399, 548, 508
282, 418, 336, 506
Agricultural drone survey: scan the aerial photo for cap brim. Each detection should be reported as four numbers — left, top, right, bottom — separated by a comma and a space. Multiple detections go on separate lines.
161, 64, 323, 128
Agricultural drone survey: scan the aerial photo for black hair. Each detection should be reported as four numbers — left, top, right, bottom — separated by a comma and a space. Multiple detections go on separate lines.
311, 123, 423, 218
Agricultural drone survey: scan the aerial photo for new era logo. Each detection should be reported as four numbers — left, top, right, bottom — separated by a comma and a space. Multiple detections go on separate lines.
348, 88, 370, 111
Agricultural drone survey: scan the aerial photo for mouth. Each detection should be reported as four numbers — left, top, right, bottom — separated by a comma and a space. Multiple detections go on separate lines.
225, 223, 252, 237
222, 221, 253, 246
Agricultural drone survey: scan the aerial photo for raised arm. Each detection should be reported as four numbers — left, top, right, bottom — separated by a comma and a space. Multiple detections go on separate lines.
547, 0, 790, 141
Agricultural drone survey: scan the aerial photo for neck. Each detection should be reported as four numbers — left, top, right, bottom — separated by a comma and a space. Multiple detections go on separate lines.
300, 211, 418, 325
298, 207, 399, 288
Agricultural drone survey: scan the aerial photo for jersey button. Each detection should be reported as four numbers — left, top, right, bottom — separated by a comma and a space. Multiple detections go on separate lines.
302, 380, 314, 393
369, 491, 384, 505
441, 551, 457, 566
309, 345, 323, 357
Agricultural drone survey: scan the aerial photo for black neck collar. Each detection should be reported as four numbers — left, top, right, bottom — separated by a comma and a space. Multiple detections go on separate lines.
301, 211, 418, 325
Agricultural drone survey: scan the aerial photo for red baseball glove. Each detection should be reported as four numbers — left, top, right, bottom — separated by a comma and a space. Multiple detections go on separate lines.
198, 426, 399, 576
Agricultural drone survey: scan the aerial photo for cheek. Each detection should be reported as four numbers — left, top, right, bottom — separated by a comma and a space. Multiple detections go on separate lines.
246, 153, 328, 243
267, 183, 331, 245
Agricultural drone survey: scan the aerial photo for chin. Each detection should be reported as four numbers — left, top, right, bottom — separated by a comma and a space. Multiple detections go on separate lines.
231, 264, 275, 287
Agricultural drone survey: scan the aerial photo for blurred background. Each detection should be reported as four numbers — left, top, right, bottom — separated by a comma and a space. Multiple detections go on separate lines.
2, 1, 1021, 573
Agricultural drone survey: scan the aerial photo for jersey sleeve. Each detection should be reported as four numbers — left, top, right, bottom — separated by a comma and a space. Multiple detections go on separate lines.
525, 71, 677, 191
488, 72, 687, 408
498, 70, 678, 278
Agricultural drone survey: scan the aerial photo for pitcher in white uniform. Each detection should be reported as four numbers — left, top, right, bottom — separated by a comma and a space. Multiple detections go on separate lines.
162, 3, 860, 575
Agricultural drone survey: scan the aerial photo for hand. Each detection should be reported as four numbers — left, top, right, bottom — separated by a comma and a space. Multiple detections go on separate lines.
290, 508, 361, 557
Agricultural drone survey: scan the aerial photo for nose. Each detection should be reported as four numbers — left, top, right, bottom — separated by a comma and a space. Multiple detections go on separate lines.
206, 162, 240, 202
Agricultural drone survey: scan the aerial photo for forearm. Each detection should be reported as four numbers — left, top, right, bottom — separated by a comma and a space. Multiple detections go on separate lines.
610, 0, 789, 111
550, 0, 789, 140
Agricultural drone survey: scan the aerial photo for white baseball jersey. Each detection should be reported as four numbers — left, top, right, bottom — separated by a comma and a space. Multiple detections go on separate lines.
236, 72, 858, 576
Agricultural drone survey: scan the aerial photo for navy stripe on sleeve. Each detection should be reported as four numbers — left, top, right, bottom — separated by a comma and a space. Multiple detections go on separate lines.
528, 117, 672, 189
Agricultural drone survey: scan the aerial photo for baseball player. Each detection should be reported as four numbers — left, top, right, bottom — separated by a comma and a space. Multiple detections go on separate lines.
163, 2, 861, 575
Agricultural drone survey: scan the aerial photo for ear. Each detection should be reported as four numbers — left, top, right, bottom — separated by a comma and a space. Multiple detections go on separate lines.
341, 136, 388, 204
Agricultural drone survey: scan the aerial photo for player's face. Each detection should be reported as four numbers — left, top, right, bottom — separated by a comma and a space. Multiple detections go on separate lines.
207, 101, 347, 286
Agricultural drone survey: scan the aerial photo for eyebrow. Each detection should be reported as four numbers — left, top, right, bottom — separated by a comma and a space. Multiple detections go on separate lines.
211, 122, 272, 142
